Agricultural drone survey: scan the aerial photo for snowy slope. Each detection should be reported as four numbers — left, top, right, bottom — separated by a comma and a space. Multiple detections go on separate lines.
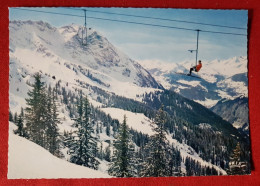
101, 108, 154, 135
8, 122, 111, 179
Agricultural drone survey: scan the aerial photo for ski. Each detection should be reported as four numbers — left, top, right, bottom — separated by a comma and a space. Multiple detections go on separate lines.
174, 72, 202, 79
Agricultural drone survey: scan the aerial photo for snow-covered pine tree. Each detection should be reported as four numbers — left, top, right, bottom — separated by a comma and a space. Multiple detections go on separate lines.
168, 144, 182, 176
63, 130, 74, 158
45, 86, 53, 150
106, 125, 111, 136
108, 115, 136, 177
24, 73, 60, 156
135, 146, 145, 177
69, 94, 100, 170
82, 96, 99, 169
185, 157, 192, 176
46, 86, 61, 156
104, 145, 111, 162
25, 73, 48, 147
140, 105, 170, 177
9, 111, 13, 122
227, 142, 247, 175
98, 141, 103, 160
14, 112, 18, 125
14, 108, 27, 138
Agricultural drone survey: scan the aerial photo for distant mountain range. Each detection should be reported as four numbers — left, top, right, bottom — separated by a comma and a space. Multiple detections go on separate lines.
138, 56, 248, 132
139, 56, 248, 107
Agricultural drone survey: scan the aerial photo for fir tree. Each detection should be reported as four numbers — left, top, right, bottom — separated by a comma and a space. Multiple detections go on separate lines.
14, 108, 27, 138
108, 115, 136, 177
140, 106, 170, 177
14, 112, 18, 124
69, 94, 99, 170
185, 157, 192, 176
9, 111, 13, 122
46, 86, 61, 156
63, 130, 74, 156
98, 141, 104, 160
25, 73, 47, 147
104, 145, 111, 162
106, 125, 111, 136
24, 73, 60, 156
168, 145, 182, 176
227, 142, 247, 175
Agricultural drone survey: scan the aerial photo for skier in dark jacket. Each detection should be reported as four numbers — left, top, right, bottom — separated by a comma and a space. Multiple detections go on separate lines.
188, 60, 202, 76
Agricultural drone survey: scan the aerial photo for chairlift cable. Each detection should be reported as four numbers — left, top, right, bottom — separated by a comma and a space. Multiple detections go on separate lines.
62, 7, 247, 30
11, 8, 247, 37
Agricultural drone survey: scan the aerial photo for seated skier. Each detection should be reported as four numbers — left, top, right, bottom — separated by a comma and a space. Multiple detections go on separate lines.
188, 60, 202, 76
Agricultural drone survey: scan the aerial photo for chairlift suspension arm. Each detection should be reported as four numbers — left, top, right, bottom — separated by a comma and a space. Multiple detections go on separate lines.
82, 9, 87, 46
85, 9, 87, 46
195, 29, 200, 66
84, 9, 87, 27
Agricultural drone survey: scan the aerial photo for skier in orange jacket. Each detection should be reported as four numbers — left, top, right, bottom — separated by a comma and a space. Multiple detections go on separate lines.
188, 60, 202, 76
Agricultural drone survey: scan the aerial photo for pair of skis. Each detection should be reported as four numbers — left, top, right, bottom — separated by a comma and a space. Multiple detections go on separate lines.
174, 72, 202, 79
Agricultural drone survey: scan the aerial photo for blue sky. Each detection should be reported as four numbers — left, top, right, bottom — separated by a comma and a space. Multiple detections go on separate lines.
9, 7, 248, 63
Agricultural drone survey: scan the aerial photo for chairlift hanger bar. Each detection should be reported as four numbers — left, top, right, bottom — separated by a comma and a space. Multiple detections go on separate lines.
195, 30, 200, 66
188, 30, 200, 66
83, 9, 87, 28
62, 7, 247, 30
11, 8, 247, 37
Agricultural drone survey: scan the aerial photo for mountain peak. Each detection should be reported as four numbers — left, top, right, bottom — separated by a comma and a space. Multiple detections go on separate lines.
9, 20, 163, 100
10, 20, 56, 31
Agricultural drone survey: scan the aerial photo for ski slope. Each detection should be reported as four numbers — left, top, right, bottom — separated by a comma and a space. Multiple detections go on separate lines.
8, 122, 111, 179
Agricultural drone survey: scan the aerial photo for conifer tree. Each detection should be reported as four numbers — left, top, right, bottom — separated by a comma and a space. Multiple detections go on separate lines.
108, 115, 136, 177
140, 106, 170, 177
25, 73, 47, 147
69, 94, 99, 170
44, 86, 53, 149
14, 112, 18, 124
227, 142, 247, 175
185, 157, 192, 176
46, 86, 61, 156
104, 145, 111, 162
9, 111, 13, 122
168, 145, 182, 176
24, 73, 60, 155
14, 108, 27, 138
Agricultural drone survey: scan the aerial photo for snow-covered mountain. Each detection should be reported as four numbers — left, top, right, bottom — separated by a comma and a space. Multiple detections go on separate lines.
139, 57, 248, 108
9, 20, 162, 110
9, 20, 250, 178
